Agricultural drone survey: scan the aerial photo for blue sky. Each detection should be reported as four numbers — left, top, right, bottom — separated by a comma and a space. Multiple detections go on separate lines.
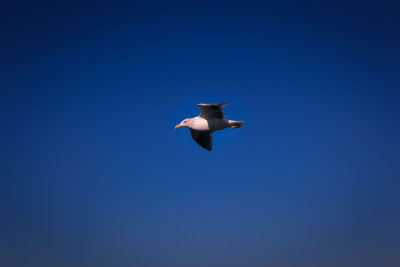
2, 1, 400, 266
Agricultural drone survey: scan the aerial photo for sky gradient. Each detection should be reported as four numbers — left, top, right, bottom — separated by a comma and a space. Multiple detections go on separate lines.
2, 1, 400, 266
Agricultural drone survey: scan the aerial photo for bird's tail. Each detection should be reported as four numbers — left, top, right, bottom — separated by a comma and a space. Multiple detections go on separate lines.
228, 120, 245, 129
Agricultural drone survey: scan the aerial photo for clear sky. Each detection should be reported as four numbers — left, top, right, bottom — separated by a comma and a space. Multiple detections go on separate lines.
1, 1, 400, 266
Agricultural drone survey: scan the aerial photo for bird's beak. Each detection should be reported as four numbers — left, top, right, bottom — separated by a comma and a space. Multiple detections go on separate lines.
175, 124, 182, 129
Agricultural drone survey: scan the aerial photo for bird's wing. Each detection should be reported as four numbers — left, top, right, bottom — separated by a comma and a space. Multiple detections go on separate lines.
190, 129, 213, 151
197, 103, 232, 120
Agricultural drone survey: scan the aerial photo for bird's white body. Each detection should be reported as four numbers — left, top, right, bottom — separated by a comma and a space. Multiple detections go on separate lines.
190, 116, 210, 131
190, 116, 230, 132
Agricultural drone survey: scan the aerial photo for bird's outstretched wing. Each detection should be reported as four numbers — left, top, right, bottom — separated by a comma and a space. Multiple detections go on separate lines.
190, 129, 213, 151
198, 103, 232, 120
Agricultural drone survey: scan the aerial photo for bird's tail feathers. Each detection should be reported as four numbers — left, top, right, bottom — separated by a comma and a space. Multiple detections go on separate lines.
228, 120, 245, 129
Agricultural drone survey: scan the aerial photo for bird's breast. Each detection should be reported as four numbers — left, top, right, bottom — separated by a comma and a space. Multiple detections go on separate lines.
192, 117, 210, 131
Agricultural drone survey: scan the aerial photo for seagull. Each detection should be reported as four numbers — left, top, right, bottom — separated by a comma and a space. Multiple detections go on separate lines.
175, 103, 244, 151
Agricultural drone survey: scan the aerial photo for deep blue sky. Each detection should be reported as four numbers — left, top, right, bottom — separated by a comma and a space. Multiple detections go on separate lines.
1, 1, 400, 266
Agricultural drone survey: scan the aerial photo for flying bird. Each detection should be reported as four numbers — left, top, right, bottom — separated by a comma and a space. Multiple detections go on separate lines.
175, 103, 244, 151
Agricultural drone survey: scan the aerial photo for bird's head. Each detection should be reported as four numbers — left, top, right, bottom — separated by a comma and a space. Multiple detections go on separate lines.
175, 118, 191, 129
